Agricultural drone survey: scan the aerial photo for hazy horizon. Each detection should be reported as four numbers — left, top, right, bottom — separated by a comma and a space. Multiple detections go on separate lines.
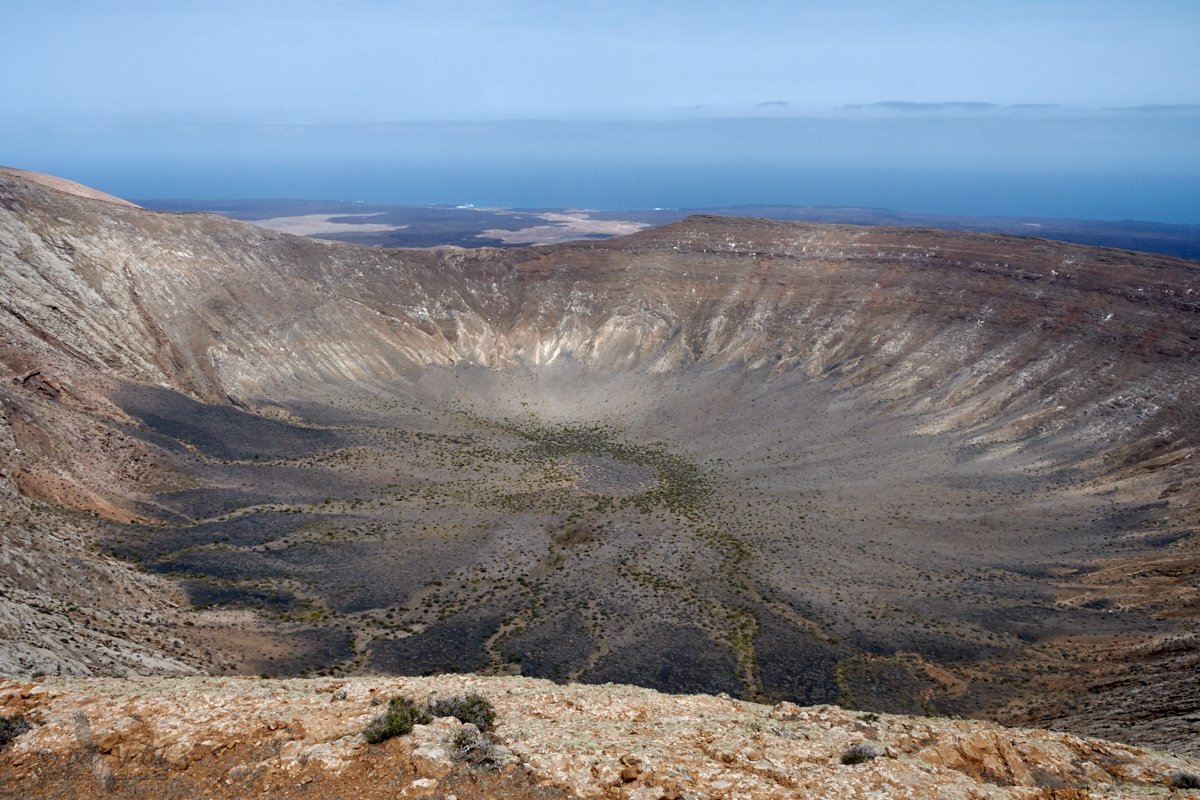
3, 2, 1197, 222
7, 110, 1198, 224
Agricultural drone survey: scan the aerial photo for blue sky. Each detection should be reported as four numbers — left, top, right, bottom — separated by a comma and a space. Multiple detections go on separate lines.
5, 1, 1198, 121
2, 2, 1198, 218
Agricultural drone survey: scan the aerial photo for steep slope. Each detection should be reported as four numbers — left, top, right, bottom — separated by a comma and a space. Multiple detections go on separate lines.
1, 170, 1198, 755
0, 167, 140, 208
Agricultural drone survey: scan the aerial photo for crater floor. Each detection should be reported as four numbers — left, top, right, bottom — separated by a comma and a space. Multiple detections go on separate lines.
81, 361, 1195, 755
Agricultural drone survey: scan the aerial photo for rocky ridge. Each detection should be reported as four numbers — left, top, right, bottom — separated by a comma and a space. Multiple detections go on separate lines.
2, 675, 1199, 800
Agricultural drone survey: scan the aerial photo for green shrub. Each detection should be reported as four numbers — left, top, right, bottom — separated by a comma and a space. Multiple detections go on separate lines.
841, 743, 882, 765
429, 693, 495, 731
363, 696, 432, 744
0, 716, 30, 750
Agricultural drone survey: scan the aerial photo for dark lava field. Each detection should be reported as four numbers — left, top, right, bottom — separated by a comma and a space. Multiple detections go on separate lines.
2, 168, 1199, 754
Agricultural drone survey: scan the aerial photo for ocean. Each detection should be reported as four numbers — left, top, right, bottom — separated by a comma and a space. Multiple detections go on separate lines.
3, 113, 1198, 223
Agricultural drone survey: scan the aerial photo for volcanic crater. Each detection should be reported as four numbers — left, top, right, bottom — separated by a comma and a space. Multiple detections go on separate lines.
1, 169, 1199, 755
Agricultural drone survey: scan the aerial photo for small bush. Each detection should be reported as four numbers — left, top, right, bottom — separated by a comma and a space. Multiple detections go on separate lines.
841, 742, 882, 765
429, 694, 495, 732
1171, 772, 1200, 790
0, 716, 31, 750
453, 724, 505, 771
363, 696, 432, 744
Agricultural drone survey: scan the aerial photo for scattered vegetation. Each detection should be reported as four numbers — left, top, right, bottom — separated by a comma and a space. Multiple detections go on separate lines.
840, 742, 882, 765
429, 693, 495, 731
516, 422, 712, 518
363, 696, 432, 743
0, 715, 31, 750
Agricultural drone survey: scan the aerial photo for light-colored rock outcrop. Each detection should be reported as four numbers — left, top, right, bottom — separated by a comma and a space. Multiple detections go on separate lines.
1, 674, 1197, 799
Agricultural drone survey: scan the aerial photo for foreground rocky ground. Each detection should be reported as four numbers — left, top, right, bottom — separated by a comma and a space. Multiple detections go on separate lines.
1, 674, 1198, 800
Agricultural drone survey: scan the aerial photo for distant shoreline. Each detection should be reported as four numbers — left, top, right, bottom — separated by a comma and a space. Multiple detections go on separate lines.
138, 198, 1200, 260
